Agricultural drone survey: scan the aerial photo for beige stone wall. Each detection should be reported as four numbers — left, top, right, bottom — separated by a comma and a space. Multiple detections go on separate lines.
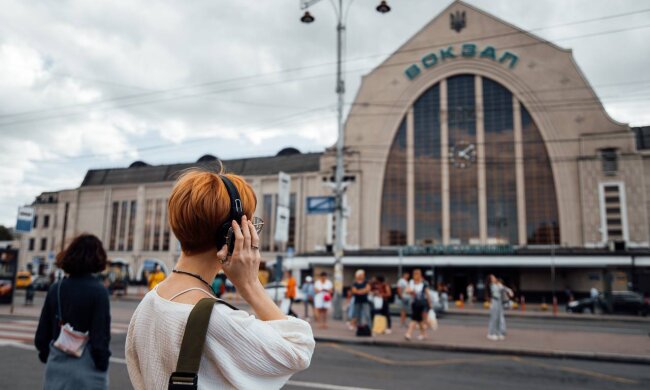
579, 154, 649, 247
343, 1, 633, 248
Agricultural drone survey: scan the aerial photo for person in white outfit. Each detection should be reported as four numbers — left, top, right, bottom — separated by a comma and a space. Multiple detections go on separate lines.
314, 272, 333, 329
126, 169, 314, 390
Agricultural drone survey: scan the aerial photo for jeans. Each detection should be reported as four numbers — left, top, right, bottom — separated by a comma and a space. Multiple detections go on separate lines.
353, 301, 371, 326
488, 298, 505, 336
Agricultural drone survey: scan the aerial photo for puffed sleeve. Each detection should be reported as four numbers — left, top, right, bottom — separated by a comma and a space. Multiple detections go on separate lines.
206, 307, 315, 389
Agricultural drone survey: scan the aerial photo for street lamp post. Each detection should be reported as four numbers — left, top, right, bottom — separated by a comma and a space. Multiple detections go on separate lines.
300, 0, 391, 319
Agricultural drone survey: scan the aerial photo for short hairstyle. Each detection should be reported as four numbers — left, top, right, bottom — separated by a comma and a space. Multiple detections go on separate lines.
168, 168, 257, 255
355, 269, 365, 277
56, 234, 107, 276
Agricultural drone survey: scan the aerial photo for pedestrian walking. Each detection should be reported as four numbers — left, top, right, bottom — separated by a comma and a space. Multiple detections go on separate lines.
397, 271, 410, 328
126, 169, 314, 389
35, 234, 111, 389
284, 270, 298, 317
350, 270, 371, 332
487, 274, 508, 341
373, 275, 392, 334
301, 276, 315, 320
466, 282, 474, 304
405, 269, 431, 341
147, 264, 165, 291
314, 271, 333, 329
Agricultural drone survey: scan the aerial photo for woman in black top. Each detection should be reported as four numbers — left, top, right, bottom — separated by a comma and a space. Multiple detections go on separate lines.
35, 234, 111, 389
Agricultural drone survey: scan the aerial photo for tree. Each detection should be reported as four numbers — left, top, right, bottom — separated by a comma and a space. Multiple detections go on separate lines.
0, 225, 14, 241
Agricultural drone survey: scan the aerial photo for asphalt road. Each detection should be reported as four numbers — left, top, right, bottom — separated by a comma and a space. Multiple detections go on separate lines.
1, 335, 648, 390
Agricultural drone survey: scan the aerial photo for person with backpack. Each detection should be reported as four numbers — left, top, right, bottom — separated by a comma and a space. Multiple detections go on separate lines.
404, 269, 431, 341
126, 169, 314, 389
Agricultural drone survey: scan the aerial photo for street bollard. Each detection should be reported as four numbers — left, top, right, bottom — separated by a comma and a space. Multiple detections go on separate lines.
457, 294, 464, 308
520, 295, 526, 312
552, 296, 558, 316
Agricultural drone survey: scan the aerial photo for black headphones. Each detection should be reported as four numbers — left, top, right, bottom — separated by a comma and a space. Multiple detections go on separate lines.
216, 175, 244, 255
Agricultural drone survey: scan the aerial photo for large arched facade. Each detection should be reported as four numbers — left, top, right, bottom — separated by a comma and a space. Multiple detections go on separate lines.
380, 74, 559, 247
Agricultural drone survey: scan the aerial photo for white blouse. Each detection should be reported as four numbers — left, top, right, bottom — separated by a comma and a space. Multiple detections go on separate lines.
125, 289, 315, 390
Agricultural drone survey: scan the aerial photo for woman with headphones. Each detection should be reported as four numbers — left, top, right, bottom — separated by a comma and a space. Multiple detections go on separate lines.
126, 168, 314, 389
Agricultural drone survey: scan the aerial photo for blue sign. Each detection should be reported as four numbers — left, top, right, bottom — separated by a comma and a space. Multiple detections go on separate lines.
15, 206, 34, 233
306, 196, 336, 214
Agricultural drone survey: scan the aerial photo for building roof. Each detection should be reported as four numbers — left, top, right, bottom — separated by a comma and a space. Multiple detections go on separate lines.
81, 152, 322, 187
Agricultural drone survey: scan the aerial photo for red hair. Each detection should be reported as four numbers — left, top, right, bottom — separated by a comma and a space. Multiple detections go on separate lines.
168, 168, 257, 255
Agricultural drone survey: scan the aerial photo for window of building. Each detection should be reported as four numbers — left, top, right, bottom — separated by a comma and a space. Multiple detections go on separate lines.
601, 148, 618, 176
599, 183, 627, 243
448, 74, 479, 244
380, 74, 561, 247
287, 193, 297, 249
29, 238, 35, 251
43, 215, 50, 228
40, 238, 47, 251
162, 199, 170, 251
144, 199, 154, 251
127, 201, 137, 251
483, 78, 517, 244
109, 202, 119, 251
153, 199, 163, 251
33, 215, 38, 229
522, 106, 560, 244
415, 85, 442, 245
118, 201, 128, 251
381, 118, 408, 246
261, 194, 274, 252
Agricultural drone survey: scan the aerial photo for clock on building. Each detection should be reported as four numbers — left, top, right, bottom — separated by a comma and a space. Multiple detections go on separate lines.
449, 141, 476, 168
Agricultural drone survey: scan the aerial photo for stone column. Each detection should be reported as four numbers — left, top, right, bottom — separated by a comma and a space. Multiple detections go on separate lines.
406, 107, 415, 245
476, 76, 488, 244
513, 98, 527, 245
441, 79, 450, 245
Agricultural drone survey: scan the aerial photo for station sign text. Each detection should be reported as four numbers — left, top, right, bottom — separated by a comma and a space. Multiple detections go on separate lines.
404, 43, 519, 81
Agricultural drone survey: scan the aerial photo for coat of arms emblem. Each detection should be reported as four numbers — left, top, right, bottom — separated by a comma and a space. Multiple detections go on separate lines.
450, 10, 466, 33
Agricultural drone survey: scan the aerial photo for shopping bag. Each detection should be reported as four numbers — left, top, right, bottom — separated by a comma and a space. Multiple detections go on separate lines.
427, 309, 438, 331
372, 314, 387, 334
280, 298, 292, 315
372, 295, 384, 310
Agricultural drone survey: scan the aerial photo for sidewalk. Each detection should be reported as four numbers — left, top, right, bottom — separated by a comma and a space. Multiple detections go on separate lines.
311, 315, 650, 364
445, 303, 650, 323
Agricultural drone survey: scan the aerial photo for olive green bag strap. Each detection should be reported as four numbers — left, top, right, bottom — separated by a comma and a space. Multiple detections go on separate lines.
168, 297, 238, 389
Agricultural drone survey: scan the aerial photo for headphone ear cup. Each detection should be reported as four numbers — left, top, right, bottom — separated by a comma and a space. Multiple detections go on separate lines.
216, 222, 231, 249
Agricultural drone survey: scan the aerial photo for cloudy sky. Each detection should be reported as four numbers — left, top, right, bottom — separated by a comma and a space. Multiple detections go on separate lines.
1, 0, 649, 226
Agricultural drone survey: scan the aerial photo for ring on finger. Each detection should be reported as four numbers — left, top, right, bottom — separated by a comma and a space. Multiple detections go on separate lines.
251, 245, 259, 250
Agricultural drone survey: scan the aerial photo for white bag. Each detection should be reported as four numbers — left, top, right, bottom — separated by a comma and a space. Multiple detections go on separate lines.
53, 280, 89, 357
280, 298, 292, 315
372, 295, 384, 310
54, 323, 89, 357
427, 309, 438, 331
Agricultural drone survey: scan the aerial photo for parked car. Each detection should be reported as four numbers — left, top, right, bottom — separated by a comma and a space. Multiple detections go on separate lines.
567, 291, 649, 316
15, 271, 32, 289
31, 276, 52, 291
264, 281, 305, 303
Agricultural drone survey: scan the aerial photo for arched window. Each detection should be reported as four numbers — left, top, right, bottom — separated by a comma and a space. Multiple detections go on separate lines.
380, 74, 560, 246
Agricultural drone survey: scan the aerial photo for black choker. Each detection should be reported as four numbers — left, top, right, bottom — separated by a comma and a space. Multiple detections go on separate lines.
172, 269, 218, 296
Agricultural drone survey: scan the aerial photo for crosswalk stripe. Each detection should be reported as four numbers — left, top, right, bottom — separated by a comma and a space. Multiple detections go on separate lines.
0, 321, 131, 344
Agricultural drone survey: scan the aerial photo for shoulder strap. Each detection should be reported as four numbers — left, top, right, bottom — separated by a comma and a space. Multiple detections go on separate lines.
168, 298, 239, 389
56, 280, 63, 325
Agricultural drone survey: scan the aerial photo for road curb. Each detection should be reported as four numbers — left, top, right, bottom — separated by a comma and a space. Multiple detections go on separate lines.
445, 309, 650, 324
314, 336, 650, 365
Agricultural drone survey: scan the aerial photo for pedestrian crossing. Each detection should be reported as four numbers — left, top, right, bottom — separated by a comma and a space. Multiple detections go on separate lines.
0, 319, 130, 346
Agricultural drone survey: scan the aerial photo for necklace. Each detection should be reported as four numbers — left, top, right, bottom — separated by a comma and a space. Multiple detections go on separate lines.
172, 269, 218, 296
